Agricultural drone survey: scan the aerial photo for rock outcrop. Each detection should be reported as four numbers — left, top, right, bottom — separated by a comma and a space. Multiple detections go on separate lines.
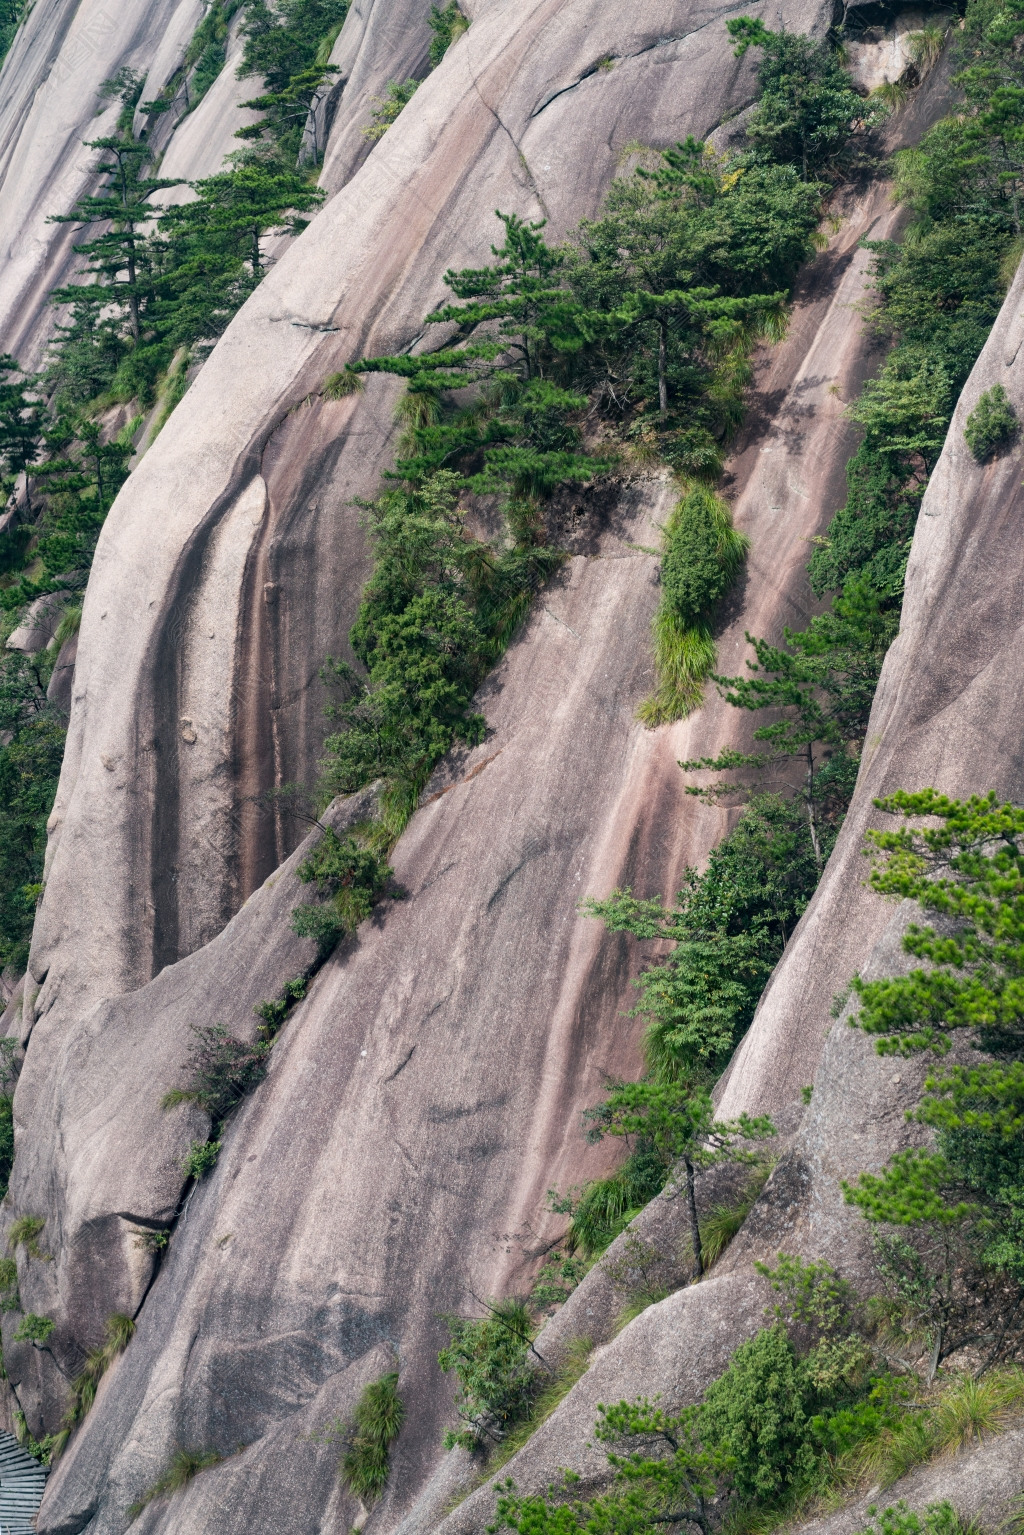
2, 1, 1022, 1532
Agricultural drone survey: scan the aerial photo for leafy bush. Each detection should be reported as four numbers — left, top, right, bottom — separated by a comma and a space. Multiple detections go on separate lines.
14, 1312, 54, 1344
337, 1371, 405, 1501
587, 795, 820, 1081
428, 2, 467, 67
699, 1323, 819, 1501
291, 828, 391, 950
439, 1299, 536, 1449
162, 1023, 270, 1124
728, 18, 881, 178
182, 1139, 221, 1179
0, 0, 27, 68
362, 78, 418, 139
857, 1502, 971, 1535
964, 383, 1017, 461
316, 471, 560, 830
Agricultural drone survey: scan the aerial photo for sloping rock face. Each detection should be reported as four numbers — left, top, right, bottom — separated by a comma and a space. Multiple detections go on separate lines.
717, 248, 1024, 1126
4, 3, 1018, 1534
413, 132, 1024, 1535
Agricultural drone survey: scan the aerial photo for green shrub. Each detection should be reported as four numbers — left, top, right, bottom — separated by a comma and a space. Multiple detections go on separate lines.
439, 1299, 536, 1448
856, 1501, 970, 1535
8, 1215, 46, 1259
362, 78, 419, 140
338, 1371, 405, 1502
0, 1093, 13, 1203
639, 486, 749, 725
253, 975, 307, 1036
699, 1323, 819, 1501
182, 1140, 221, 1179
14, 1312, 54, 1344
291, 828, 391, 949
162, 1023, 270, 1124
428, 2, 467, 67
586, 795, 820, 1082
964, 383, 1017, 461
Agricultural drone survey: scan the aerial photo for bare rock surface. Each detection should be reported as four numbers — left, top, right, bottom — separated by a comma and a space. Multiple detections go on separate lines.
313, 0, 434, 190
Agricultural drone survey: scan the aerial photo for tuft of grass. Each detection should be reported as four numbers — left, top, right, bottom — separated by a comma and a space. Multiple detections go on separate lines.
50, 604, 82, 651
700, 1163, 774, 1270
638, 615, 717, 724
0, 1255, 19, 1309
322, 368, 364, 400
338, 1370, 405, 1502
8, 1215, 47, 1259
964, 383, 1018, 462
907, 23, 948, 71
931, 1367, 1024, 1455
57, 1313, 136, 1450
836, 1367, 1024, 1492
130, 1447, 223, 1513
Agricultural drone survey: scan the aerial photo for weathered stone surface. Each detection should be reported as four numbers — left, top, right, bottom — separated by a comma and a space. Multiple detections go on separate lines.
45, 633, 78, 713
313, 0, 434, 190
4, 782, 379, 1438
5, 5, 1017, 1534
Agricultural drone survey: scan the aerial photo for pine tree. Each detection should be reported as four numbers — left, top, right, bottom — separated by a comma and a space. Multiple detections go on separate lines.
0, 357, 44, 513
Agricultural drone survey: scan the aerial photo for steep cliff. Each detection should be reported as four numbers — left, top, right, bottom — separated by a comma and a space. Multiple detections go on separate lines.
1, 1, 1022, 1533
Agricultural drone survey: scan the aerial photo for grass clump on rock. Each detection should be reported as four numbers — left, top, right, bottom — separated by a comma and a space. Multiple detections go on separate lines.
131, 1446, 223, 1514
337, 1371, 406, 1502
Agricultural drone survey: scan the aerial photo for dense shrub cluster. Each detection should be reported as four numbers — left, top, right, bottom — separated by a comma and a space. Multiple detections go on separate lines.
490, 1258, 909, 1533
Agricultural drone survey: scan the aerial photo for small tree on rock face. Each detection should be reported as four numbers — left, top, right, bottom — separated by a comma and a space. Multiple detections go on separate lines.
728, 18, 877, 180
844, 790, 1024, 1376
438, 1298, 536, 1448
0, 356, 44, 512
586, 1079, 774, 1279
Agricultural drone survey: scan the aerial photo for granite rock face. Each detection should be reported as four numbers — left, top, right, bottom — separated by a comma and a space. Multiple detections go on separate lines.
2, 0, 1023, 1531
